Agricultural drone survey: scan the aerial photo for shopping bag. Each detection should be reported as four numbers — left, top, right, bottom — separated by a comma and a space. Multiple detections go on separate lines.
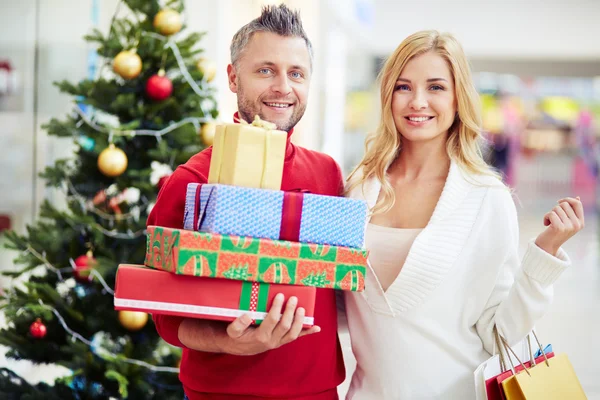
486, 328, 555, 400
498, 331, 587, 400
490, 353, 555, 400
474, 327, 537, 400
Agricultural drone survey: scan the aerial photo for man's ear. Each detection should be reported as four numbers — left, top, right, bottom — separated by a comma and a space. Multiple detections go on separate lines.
227, 64, 238, 93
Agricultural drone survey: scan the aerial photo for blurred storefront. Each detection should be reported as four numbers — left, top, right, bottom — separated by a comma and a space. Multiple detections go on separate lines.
477, 72, 600, 212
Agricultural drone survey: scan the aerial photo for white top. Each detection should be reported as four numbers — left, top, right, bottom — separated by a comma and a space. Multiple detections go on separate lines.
365, 224, 422, 292
342, 161, 570, 399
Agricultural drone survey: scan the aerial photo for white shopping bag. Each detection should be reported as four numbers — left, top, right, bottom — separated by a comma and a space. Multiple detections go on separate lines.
474, 335, 533, 400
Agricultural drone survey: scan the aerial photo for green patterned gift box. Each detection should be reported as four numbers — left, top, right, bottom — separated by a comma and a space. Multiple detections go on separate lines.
145, 226, 367, 292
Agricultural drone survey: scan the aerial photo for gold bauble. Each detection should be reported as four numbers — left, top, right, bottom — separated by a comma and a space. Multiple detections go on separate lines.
98, 144, 128, 177
196, 58, 216, 82
113, 50, 142, 80
118, 310, 148, 332
200, 122, 216, 146
153, 9, 183, 36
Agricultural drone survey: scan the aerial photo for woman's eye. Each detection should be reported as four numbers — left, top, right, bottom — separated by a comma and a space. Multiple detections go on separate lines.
395, 84, 410, 91
430, 85, 445, 91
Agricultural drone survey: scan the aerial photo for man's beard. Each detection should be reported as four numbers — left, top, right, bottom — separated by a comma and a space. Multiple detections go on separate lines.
236, 85, 306, 132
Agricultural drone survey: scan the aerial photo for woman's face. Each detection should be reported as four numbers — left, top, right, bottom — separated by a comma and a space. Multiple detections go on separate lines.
391, 51, 457, 145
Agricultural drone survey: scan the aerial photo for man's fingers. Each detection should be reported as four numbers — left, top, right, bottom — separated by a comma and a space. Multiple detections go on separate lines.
258, 293, 285, 334
226, 313, 253, 339
298, 325, 321, 338
281, 306, 306, 344
271, 296, 298, 342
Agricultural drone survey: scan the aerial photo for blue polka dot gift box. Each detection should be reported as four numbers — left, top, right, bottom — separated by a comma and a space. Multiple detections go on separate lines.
183, 183, 367, 248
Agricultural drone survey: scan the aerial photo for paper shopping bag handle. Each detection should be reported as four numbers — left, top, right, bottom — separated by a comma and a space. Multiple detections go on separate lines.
496, 328, 551, 377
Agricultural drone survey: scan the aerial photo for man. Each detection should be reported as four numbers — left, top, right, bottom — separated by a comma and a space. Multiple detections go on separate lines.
147, 5, 345, 399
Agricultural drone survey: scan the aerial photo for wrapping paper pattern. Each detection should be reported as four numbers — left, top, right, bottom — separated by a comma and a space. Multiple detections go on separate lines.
183, 183, 367, 248
145, 226, 367, 291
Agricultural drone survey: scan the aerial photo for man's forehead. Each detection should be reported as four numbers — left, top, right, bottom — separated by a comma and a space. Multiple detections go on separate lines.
241, 32, 310, 67
248, 60, 309, 71
247, 31, 305, 47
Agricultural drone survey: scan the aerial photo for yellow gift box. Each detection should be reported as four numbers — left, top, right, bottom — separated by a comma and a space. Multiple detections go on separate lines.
208, 116, 287, 190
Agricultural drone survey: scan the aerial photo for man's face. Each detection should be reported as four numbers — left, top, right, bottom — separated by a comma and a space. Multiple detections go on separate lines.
228, 31, 311, 132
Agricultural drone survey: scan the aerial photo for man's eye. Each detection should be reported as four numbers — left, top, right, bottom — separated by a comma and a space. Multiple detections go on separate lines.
290, 71, 303, 79
259, 68, 272, 75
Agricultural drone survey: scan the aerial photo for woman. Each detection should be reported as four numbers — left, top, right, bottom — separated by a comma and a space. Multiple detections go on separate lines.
343, 30, 584, 399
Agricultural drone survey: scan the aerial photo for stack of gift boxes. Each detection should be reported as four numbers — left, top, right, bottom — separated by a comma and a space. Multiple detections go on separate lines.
114, 117, 369, 328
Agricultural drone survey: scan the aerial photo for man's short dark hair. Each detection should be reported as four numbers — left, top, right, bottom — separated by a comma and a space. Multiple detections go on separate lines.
230, 4, 313, 68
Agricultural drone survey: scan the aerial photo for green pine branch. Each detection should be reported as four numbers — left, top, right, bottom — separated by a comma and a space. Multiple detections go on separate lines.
42, 117, 78, 139
0, 367, 76, 400
123, 0, 163, 19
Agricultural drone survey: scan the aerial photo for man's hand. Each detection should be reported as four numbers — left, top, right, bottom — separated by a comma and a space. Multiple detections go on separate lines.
223, 293, 321, 356
178, 293, 320, 356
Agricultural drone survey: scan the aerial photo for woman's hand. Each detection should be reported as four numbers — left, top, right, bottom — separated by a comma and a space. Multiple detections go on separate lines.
535, 197, 584, 256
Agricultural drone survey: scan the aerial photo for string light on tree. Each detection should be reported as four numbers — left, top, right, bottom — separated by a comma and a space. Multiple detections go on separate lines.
98, 144, 128, 177
153, 9, 182, 36
113, 50, 142, 80
32, 299, 179, 373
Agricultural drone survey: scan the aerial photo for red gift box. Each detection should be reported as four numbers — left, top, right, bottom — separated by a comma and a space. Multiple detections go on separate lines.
114, 264, 316, 327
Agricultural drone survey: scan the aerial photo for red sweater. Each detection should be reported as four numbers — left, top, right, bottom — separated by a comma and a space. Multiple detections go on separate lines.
147, 119, 345, 399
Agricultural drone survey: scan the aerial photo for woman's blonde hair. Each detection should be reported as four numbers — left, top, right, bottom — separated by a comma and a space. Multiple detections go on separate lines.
346, 30, 500, 214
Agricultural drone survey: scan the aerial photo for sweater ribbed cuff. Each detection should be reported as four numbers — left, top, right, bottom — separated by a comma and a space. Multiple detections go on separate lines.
153, 314, 186, 348
522, 239, 571, 287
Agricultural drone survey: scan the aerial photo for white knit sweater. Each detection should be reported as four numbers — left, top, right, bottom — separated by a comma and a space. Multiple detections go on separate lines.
342, 161, 570, 399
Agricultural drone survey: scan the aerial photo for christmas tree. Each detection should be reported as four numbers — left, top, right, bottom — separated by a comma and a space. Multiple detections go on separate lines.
0, 0, 218, 398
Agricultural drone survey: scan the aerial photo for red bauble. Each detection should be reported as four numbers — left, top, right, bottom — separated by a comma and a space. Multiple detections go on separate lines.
74, 253, 97, 283
146, 74, 173, 101
30, 319, 47, 339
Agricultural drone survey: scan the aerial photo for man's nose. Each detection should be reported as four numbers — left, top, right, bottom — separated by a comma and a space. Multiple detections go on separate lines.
271, 74, 292, 95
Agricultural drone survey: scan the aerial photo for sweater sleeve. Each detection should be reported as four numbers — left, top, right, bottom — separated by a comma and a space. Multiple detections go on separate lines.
475, 190, 571, 353
147, 163, 207, 348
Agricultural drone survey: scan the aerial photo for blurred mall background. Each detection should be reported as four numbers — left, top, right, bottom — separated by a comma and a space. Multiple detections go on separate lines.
0, 0, 598, 398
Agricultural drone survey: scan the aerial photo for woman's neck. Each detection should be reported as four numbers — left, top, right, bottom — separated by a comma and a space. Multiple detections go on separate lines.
389, 137, 450, 182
